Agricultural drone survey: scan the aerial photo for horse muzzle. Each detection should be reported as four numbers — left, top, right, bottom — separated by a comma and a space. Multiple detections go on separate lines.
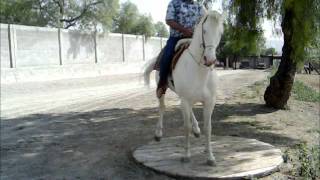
204, 56, 216, 67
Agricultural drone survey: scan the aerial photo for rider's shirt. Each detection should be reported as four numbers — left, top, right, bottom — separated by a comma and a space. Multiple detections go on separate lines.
166, 0, 204, 38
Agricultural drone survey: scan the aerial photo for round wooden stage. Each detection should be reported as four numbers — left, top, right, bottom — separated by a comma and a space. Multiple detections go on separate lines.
133, 136, 283, 179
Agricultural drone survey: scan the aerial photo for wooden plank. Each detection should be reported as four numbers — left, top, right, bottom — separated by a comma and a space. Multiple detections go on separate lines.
133, 136, 283, 179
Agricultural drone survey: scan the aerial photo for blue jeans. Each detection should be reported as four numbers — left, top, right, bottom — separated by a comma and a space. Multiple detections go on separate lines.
158, 37, 181, 87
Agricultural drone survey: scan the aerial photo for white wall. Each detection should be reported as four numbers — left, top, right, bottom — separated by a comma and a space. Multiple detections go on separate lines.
0, 23, 167, 69
1, 24, 11, 68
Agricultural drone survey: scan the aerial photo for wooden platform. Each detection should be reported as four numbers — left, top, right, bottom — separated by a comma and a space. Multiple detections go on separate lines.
133, 136, 283, 179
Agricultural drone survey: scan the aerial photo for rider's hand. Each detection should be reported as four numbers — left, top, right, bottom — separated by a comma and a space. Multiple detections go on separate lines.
182, 28, 193, 38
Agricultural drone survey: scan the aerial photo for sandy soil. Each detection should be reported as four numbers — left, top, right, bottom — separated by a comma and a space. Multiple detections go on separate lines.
1, 70, 318, 180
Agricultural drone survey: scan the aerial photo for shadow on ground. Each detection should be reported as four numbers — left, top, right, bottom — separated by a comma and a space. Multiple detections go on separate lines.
1, 102, 298, 180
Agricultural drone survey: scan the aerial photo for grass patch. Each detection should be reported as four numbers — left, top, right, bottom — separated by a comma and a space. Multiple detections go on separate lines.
288, 143, 320, 179
292, 80, 320, 102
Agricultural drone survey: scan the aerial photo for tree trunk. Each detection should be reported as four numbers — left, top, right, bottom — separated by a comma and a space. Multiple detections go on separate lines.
264, 6, 297, 109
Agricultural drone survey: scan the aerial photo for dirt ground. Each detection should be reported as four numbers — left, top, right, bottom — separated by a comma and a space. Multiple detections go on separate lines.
1, 70, 319, 180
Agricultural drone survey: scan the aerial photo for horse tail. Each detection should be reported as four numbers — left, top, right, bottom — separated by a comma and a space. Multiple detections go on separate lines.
143, 57, 156, 87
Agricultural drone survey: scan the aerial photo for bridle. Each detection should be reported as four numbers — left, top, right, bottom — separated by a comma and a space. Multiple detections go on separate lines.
187, 15, 216, 69
201, 15, 215, 50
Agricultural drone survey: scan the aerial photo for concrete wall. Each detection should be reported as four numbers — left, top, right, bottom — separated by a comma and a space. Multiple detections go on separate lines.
0, 23, 168, 83
1, 24, 11, 68
60, 29, 95, 65
145, 37, 162, 60
97, 33, 123, 63
14, 25, 60, 67
124, 34, 144, 62
0, 23, 166, 69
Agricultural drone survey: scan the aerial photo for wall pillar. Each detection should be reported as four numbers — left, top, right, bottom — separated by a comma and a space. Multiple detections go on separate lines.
142, 35, 145, 61
8, 24, 17, 68
58, 28, 63, 65
121, 33, 125, 62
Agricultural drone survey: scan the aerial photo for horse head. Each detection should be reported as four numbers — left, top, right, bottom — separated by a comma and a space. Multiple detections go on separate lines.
197, 10, 225, 67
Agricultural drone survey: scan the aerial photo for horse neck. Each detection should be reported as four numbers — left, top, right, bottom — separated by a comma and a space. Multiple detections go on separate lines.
180, 31, 211, 83
188, 30, 203, 60
186, 27, 212, 77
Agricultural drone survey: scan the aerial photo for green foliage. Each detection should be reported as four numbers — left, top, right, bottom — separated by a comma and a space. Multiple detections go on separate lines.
154, 21, 169, 38
294, 143, 320, 179
284, 0, 320, 66
132, 15, 155, 37
0, 0, 166, 36
219, 0, 266, 58
0, 0, 119, 31
221, 0, 319, 62
0, 0, 47, 26
112, 1, 160, 37
262, 48, 276, 55
292, 80, 320, 102
112, 1, 139, 33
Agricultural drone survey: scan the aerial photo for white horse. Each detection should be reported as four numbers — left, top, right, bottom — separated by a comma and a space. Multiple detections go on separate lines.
143, 10, 224, 166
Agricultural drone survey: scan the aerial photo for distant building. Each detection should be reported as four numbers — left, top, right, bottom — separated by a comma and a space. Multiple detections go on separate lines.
239, 55, 282, 69
219, 55, 282, 69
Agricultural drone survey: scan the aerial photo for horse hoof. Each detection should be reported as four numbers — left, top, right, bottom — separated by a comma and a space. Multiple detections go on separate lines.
207, 159, 216, 166
154, 136, 161, 142
193, 132, 200, 138
181, 157, 191, 163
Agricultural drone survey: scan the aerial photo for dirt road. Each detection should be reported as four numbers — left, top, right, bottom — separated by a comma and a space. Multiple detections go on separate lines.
1, 70, 268, 180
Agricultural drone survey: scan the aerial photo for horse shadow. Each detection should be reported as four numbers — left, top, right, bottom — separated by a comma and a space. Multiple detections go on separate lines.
191, 102, 298, 147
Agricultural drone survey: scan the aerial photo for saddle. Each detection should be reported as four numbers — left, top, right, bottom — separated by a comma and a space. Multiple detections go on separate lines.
153, 41, 190, 73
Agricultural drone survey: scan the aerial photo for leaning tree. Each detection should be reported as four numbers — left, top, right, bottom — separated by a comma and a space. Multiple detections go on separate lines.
221, 0, 319, 109
263, 0, 319, 109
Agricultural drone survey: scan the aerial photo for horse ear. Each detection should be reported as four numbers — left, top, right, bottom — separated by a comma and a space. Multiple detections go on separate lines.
201, 5, 208, 15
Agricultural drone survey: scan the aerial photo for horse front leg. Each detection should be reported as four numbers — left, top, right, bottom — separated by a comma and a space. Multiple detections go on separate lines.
181, 99, 192, 162
191, 110, 201, 138
154, 95, 165, 141
203, 101, 216, 166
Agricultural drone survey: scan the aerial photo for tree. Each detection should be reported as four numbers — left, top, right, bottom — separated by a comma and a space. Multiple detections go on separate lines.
40, 0, 119, 30
112, 1, 139, 34
228, 0, 266, 56
223, 0, 319, 109
264, 0, 319, 108
0, 0, 47, 26
112, 1, 158, 37
154, 21, 169, 37
0, 0, 119, 31
132, 14, 155, 37
216, 1, 266, 69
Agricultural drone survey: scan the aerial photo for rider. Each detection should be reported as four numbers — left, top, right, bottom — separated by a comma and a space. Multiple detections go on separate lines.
157, 0, 205, 98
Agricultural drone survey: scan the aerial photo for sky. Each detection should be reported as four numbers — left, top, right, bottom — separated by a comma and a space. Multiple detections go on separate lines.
120, 0, 283, 53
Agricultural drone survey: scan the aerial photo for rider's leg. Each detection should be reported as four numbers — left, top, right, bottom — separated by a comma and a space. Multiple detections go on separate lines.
157, 37, 180, 98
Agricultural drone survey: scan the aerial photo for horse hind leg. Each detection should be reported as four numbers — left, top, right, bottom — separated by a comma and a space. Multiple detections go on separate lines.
154, 95, 165, 141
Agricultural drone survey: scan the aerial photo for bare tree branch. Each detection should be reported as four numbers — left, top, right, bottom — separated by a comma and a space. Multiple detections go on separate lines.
64, 21, 76, 29
60, 1, 103, 24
